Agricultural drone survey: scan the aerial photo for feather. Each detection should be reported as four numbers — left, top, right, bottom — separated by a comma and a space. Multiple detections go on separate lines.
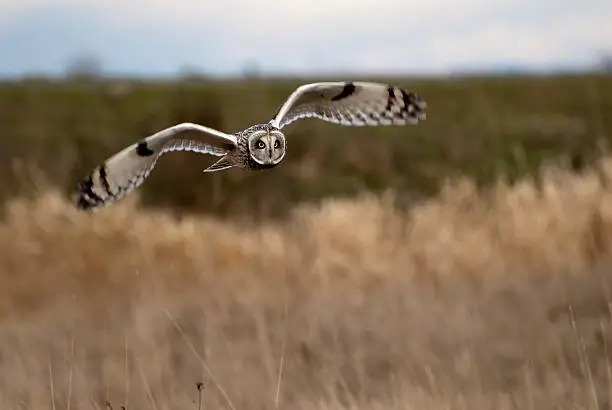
270, 81, 426, 129
73, 122, 236, 211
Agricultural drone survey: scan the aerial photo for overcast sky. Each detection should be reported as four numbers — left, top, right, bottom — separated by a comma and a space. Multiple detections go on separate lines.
0, 0, 610, 77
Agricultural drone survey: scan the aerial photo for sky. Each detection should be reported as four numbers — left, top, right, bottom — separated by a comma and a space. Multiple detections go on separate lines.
0, 0, 611, 78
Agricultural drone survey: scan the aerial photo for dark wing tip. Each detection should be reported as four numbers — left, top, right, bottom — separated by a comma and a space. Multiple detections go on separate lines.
73, 193, 97, 212
400, 89, 427, 122
72, 174, 104, 212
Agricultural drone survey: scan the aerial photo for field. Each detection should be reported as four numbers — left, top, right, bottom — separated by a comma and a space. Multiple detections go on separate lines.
1, 74, 611, 217
0, 74, 612, 409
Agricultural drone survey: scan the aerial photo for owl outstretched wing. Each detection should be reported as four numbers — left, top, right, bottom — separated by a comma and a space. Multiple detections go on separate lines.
269, 81, 427, 129
73, 122, 237, 211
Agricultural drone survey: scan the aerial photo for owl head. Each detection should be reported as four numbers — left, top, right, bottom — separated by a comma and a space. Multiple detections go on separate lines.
247, 125, 286, 167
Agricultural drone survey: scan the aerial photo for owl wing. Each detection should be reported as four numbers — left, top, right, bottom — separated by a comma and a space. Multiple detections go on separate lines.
74, 122, 237, 211
269, 81, 427, 129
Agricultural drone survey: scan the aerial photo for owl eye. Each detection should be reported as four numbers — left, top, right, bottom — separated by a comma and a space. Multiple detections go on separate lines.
257, 140, 265, 149
274, 140, 280, 149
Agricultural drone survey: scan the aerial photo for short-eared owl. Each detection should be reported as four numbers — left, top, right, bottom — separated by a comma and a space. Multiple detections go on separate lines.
75, 81, 427, 211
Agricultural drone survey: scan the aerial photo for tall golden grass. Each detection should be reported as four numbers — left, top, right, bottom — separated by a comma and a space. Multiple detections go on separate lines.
1, 156, 612, 409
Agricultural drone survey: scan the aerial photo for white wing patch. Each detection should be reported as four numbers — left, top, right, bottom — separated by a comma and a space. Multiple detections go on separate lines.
74, 122, 236, 211
162, 139, 228, 157
270, 81, 427, 129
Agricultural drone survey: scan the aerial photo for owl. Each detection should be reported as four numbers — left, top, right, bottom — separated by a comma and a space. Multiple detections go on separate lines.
74, 81, 427, 211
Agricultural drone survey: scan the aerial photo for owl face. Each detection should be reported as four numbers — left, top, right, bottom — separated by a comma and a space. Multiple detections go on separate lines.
247, 129, 286, 166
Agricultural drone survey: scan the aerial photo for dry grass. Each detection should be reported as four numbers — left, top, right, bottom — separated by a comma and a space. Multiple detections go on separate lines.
1, 156, 612, 409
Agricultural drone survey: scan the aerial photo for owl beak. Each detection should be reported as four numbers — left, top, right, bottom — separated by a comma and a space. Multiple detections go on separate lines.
267, 143, 274, 164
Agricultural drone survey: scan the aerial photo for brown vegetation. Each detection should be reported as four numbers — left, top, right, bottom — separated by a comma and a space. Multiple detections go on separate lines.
1, 156, 612, 409
1, 75, 612, 409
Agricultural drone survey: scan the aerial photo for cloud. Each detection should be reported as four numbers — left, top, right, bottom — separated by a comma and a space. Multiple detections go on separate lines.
0, 0, 610, 76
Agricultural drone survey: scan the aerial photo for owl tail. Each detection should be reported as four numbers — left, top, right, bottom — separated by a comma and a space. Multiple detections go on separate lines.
203, 156, 234, 173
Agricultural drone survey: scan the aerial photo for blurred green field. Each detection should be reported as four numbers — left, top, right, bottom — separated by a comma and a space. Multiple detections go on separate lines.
1, 74, 610, 217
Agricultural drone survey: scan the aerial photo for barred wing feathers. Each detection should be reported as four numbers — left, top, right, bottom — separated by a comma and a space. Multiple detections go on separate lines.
74, 123, 237, 211
270, 81, 426, 129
